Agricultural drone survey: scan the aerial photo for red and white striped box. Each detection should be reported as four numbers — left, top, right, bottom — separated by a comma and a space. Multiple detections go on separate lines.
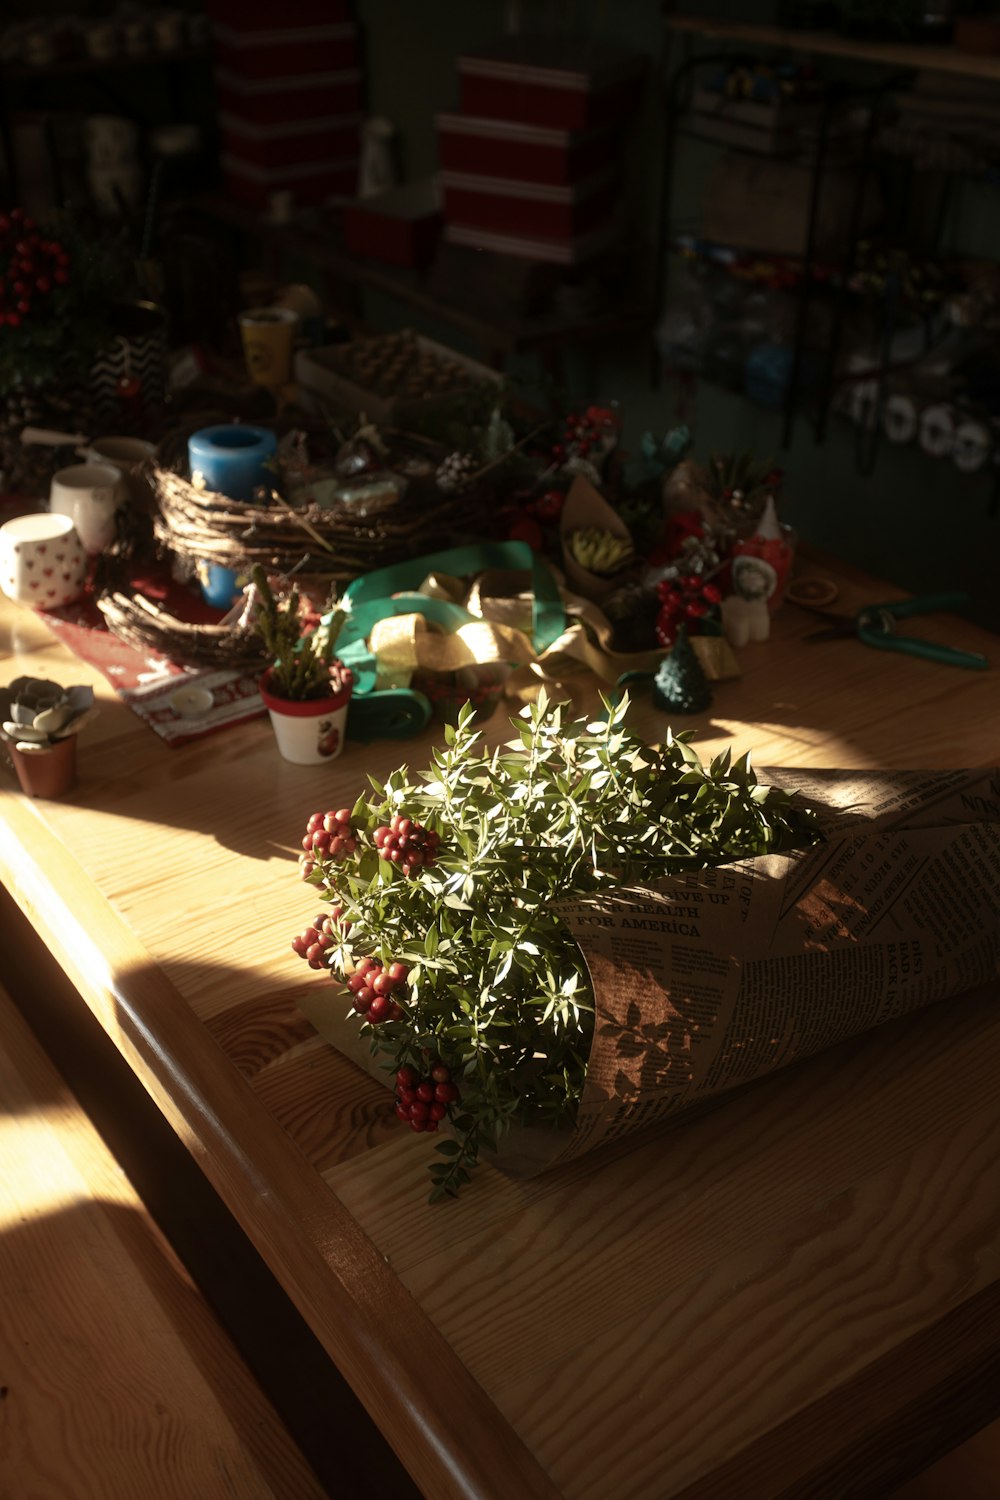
220, 112, 361, 171
215, 68, 364, 128
221, 153, 358, 209
435, 112, 617, 187
457, 37, 645, 131
439, 165, 619, 241
205, 0, 355, 27
443, 217, 620, 266
343, 181, 443, 268
212, 21, 360, 80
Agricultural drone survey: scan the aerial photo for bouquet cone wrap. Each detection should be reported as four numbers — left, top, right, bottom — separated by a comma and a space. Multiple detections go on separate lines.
300, 766, 1000, 1178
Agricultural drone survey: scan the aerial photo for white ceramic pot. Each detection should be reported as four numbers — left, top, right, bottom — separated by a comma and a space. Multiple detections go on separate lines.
50, 462, 122, 555
259, 669, 352, 765
0, 513, 87, 608
84, 436, 157, 510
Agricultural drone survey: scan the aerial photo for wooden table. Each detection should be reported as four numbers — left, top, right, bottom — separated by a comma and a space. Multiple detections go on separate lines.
2, 551, 999, 1500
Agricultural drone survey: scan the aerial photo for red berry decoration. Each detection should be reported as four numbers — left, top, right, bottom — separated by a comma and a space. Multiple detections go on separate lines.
290, 920, 334, 970
301, 808, 358, 863
533, 488, 565, 523
372, 813, 440, 877
655, 575, 723, 648
393, 1062, 460, 1133
346, 955, 409, 1024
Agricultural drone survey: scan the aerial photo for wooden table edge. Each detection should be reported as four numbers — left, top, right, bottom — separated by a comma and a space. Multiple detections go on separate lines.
0, 793, 563, 1500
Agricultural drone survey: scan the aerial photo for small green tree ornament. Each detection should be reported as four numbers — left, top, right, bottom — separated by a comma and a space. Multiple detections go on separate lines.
653, 623, 712, 714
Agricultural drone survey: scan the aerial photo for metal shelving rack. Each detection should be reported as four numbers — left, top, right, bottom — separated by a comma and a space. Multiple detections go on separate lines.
653, 11, 1000, 463
663, 14, 1000, 84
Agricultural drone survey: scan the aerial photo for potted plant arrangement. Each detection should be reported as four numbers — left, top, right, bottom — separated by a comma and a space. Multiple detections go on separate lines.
250, 565, 354, 764
289, 692, 820, 1199
0, 676, 97, 797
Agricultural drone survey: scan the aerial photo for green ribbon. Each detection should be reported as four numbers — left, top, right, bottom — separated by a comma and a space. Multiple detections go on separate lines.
331, 542, 566, 741
342, 541, 565, 652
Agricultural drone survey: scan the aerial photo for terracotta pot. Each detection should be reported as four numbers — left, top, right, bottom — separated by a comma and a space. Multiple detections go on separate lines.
7, 736, 77, 797
259, 668, 352, 765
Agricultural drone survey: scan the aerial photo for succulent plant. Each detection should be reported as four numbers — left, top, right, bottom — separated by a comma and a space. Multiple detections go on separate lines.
0, 676, 97, 753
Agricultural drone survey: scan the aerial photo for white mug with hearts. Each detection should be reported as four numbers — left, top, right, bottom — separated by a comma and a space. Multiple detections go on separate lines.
50, 462, 122, 555
0, 513, 88, 609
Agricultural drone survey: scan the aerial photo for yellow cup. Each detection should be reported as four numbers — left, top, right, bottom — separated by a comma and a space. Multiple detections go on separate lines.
238, 306, 298, 386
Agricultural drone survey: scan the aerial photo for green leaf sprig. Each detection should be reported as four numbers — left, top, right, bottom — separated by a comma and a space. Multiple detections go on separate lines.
302, 692, 821, 1200
251, 564, 348, 701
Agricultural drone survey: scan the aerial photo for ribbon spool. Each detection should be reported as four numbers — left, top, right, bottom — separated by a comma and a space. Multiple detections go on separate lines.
337, 542, 562, 739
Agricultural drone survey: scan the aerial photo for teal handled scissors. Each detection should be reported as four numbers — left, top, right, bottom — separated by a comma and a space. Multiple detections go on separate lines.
804, 591, 989, 670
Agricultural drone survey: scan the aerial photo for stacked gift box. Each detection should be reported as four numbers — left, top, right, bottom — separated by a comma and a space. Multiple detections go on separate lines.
435, 35, 645, 265
207, 0, 363, 211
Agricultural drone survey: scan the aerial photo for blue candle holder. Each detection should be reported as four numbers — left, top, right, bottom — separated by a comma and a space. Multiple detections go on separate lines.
188, 424, 277, 502
187, 424, 277, 609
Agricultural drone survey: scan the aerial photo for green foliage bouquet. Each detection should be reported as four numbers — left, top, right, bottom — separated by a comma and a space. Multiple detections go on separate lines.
291, 694, 820, 1199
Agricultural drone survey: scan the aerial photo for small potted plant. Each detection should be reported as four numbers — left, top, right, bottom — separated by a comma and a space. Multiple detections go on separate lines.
0, 676, 96, 797
250, 565, 354, 764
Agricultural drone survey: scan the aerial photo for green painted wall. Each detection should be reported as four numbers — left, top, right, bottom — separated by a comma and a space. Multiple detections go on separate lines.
350, 0, 1000, 631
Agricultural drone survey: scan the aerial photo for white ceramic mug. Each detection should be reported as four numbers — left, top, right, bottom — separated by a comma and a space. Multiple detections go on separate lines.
84, 435, 156, 469
0, 513, 87, 608
50, 462, 122, 555
84, 436, 156, 508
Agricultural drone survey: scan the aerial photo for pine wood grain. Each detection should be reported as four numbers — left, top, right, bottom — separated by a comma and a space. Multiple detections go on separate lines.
326, 985, 1000, 1498
893, 1417, 1000, 1500
0, 788, 564, 1500
0, 981, 327, 1500
1, 547, 998, 1500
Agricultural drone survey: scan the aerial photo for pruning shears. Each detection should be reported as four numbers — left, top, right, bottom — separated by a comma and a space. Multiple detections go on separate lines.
804, 591, 989, 670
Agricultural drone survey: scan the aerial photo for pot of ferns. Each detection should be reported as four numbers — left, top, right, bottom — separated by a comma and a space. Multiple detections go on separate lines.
251, 565, 353, 764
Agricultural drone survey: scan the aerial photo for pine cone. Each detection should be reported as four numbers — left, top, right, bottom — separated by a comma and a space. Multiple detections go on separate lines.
435, 451, 477, 494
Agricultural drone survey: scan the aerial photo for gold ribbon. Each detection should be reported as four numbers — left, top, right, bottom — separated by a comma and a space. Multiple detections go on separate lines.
367, 570, 740, 701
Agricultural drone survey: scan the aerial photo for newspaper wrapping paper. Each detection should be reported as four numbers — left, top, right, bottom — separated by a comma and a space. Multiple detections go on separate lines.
297, 766, 1000, 1179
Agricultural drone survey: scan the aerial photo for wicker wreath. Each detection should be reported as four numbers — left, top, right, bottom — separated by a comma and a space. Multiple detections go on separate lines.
95, 584, 270, 672
92, 432, 495, 670
150, 464, 480, 584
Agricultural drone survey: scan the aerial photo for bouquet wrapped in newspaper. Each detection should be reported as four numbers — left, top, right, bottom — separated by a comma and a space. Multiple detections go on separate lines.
290, 694, 1000, 1198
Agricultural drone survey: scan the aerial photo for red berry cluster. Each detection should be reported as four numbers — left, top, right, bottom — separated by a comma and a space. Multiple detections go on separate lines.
394, 1062, 460, 1133
347, 955, 410, 1024
524, 487, 565, 524
299, 807, 356, 879
549, 403, 618, 467
291, 911, 338, 969
0, 210, 70, 328
655, 574, 723, 647
373, 814, 440, 876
